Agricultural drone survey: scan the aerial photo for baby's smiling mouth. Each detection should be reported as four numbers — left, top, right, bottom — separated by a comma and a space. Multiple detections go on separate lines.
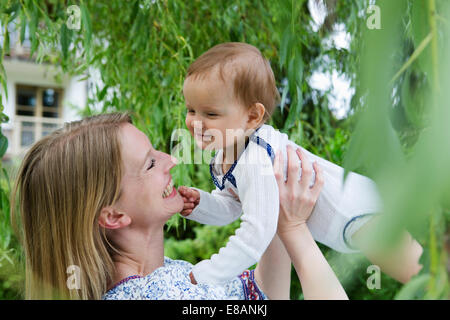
194, 133, 213, 142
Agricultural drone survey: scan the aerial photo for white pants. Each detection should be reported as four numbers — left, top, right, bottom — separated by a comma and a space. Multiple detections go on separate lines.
281, 141, 383, 253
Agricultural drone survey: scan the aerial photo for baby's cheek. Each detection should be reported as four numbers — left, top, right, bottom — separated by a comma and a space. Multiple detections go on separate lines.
185, 118, 192, 131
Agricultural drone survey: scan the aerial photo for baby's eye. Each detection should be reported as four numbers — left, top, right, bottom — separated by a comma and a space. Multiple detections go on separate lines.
147, 159, 155, 170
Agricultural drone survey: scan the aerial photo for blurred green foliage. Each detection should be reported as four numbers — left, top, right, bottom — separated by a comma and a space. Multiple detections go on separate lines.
0, 0, 448, 300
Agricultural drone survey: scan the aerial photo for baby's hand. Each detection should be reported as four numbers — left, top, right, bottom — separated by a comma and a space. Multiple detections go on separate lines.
178, 186, 200, 216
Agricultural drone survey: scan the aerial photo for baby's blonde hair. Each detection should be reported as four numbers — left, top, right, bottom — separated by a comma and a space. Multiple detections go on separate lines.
186, 42, 280, 122
11, 112, 131, 299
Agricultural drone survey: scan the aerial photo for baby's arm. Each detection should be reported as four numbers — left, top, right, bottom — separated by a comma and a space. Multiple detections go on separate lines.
181, 187, 243, 226
191, 151, 280, 284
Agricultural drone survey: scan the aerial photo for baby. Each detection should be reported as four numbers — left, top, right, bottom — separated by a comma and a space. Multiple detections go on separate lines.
178, 42, 383, 285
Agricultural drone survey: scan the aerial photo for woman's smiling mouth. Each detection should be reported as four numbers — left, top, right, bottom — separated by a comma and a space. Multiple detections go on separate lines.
162, 179, 175, 198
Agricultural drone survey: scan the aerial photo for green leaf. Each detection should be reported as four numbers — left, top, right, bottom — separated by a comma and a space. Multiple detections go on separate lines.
410, 0, 431, 74
280, 27, 291, 69
2, 167, 10, 190
400, 70, 428, 128
287, 53, 303, 90
0, 133, 8, 158
4, 2, 20, 15
60, 23, 72, 61
391, 32, 432, 83
97, 85, 108, 101
28, 4, 39, 57
294, 55, 303, 86
279, 83, 289, 114
283, 85, 302, 131
81, 2, 92, 57
129, 0, 140, 23
0, 112, 9, 123
0, 63, 8, 100
19, 9, 27, 44
3, 25, 10, 56
30, 36, 38, 57
394, 274, 430, 300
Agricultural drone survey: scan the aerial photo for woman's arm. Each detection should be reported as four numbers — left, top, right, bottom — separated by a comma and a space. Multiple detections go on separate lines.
254, 233, 291, 300
280, 224, 348, 300
275, 145, 348, 300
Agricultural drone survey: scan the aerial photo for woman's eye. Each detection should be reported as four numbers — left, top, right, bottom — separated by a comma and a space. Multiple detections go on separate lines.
187, 109, 195, 114
207, 113, 218, 117
147, 159, 155, 170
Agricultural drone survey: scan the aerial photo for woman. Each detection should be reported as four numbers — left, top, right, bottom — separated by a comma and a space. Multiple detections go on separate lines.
12, 112, 347, 300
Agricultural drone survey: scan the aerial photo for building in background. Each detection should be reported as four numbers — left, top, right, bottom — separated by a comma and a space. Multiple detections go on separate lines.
0, 28, 87, 160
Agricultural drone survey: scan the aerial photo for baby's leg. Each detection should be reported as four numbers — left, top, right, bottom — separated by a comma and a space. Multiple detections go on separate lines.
351, 215, 423, 283
282, 142, 423, 282
283, 141, 382, 253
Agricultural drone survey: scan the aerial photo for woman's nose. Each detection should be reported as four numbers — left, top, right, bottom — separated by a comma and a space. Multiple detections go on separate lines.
161, 152, 177, 172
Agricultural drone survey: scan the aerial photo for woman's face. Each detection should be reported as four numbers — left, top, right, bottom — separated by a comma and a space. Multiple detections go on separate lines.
114, 123, 184, 227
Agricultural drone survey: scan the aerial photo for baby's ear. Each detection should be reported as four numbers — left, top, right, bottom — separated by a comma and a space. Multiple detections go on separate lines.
247, 103, 266, 129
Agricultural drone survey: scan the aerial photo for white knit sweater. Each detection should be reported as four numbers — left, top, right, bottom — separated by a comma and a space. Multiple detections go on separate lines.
186, 124, 383, 285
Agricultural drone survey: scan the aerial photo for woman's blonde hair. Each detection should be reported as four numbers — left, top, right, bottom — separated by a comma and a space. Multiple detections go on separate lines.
11, 112, 132, 299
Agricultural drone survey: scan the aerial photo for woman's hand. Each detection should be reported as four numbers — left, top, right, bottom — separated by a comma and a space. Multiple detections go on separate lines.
274, 145, 324, 237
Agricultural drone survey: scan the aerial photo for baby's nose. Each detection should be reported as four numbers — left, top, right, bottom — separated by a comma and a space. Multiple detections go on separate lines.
192, 120, 203, 130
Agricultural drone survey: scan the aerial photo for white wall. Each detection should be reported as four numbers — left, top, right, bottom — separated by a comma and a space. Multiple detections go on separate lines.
63, 75, 88, 122
0, 58, 87, 156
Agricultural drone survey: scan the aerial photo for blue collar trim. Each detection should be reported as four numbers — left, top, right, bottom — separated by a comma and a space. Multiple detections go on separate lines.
210, 158, 238, 190
209, 127, 274, 191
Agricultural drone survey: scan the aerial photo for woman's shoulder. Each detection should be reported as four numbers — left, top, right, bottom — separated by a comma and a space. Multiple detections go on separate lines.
162, 256, 192, 268
102, 257, 191, 300
102, 257, 240, 300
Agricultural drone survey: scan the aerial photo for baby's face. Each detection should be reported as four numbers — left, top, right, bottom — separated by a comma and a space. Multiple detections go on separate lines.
183, 75, 252, 152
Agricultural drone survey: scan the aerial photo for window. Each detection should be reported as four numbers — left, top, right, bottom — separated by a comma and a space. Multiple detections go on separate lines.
16, 85, 62, 118
16, 85, 36, 116
15, 84, 64, 149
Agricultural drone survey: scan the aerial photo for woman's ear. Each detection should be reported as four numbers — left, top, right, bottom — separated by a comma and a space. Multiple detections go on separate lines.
246, 103, 266, 130
98, 207, 131, 229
